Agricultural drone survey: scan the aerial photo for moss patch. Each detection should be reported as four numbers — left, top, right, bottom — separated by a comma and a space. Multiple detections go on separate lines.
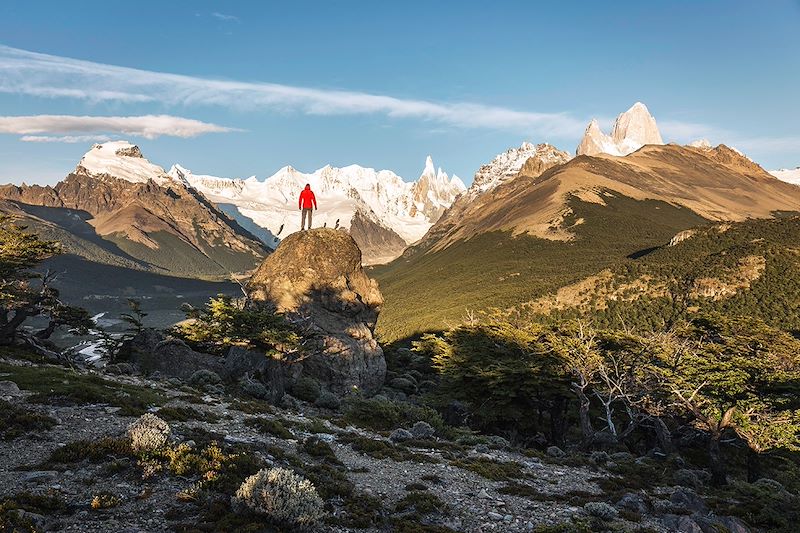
244, 417, 293, 439
0, 363, 164, 416
450, 457, 527, 481
0, 399, 56, 440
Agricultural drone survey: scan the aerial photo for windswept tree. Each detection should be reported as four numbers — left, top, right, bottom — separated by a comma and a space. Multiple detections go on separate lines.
653, 314, 800, 484
0, 216, 91, 351
418, 321, 573, 445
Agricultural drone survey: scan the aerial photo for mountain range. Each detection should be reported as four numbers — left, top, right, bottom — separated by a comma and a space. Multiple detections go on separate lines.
171, 155, 465, 264
372, 103, 800, 340
2, 102, 800, 340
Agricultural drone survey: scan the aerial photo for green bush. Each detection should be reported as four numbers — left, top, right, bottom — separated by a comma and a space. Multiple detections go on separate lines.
173, 296, 301, 354
343, 397, 450, 437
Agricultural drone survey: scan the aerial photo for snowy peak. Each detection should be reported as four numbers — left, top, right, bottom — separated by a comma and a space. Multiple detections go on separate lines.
576, 102, 664, 157
472, 142, 571, 194
75, 141, 172, 185
181, 155, 464, 252
423, 155, 436, 178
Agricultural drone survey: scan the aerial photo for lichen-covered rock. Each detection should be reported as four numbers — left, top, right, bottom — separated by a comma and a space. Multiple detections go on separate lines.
247, 228, 386, 394
389, 428, 414, 442
127, 414, 170, 452
410, 421, 436, 439
233, 467, 324, 528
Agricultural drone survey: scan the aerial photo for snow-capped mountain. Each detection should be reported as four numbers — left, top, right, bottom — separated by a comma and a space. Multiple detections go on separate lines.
171, 157, 465, 259
0, 141, 266, 278
770, 167, 800, 185
76, 141, 174, 185
576, 102, 664, 157
471, 142, 570, 195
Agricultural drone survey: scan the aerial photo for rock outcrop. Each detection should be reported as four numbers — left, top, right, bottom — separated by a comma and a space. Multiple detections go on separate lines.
576, 102, 663, 157
247, 228, 386, 394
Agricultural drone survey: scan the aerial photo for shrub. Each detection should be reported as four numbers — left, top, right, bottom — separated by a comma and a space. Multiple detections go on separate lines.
344, 397, 450, 436
188, 370, 222, 388
245, 417, 293, 440
174, 296, 301, 355
291, 376, 321, 403
233, 467, 324, 528
127, 413, 170, 452
583, 501, 619, 520
314, 391, 341, 409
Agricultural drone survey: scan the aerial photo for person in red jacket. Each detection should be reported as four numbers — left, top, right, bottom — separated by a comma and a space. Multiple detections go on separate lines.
298, 183, 317, 230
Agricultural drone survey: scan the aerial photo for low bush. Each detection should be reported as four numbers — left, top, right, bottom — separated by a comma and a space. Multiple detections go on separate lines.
233, 467, 324, 528
127, 413, 171, 452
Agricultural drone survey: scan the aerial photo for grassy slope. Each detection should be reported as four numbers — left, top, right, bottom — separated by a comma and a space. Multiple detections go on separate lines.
372, 192, 707, 342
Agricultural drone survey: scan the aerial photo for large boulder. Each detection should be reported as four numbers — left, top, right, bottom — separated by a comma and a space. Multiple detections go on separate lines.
123, 329, 225, 381
247, 228, 386, 394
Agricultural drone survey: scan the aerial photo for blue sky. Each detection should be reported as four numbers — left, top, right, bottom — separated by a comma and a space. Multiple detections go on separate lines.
0, 0, 798, 185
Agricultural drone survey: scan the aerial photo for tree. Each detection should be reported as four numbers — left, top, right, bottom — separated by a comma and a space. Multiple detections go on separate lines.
652, 314, 800, 484
418, 321, 572, 445
173, 295, 305, 402
0, 217, 91, 352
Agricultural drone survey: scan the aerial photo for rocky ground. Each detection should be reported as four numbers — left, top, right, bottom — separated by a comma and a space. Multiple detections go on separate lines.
0, 351, 758, 532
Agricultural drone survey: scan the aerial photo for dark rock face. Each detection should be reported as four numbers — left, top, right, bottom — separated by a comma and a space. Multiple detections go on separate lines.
247, 228, 386, 394
124, 329, 225, 381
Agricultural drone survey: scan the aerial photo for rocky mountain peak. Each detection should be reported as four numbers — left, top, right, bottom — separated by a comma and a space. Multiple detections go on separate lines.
576, 102, 664, 157
471, 142, 571, 194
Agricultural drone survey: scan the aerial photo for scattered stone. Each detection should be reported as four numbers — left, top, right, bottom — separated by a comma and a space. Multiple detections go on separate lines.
616, 492, 649, 514
487, 511, 504, 521
23, 470, 58, 482
104, 363, 135, 376
389, 428, 413, 442
662, 514, 704, 533
477, 488, 491, 499
546, 446, 565, 458
410, 421, 436, 439
669, 487, 709, 515
0, 380, 22, 396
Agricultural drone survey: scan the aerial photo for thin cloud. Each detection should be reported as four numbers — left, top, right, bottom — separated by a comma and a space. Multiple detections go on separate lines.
21, 134, 113, 143
0, 45, 586, 138
0, 114, 237, 139
211, 12, 240, 22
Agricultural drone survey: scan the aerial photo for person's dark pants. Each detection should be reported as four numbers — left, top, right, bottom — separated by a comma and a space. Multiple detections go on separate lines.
301, 208, 313, 230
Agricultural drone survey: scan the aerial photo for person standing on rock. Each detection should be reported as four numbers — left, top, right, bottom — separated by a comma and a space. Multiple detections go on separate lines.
299, 183, 317, 230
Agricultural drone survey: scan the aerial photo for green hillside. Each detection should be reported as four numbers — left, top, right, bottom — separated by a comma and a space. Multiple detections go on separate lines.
372, 191, 707, 341
539, 215, 800, 333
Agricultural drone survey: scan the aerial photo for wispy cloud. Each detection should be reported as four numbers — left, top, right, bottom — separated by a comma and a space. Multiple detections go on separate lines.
0, 114, 237, 140
21, 134, 113, 143
0, 45, 586, 138
211, 12, 240, 23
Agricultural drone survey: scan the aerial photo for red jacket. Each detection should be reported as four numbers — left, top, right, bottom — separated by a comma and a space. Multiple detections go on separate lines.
299, 186, 317, 209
